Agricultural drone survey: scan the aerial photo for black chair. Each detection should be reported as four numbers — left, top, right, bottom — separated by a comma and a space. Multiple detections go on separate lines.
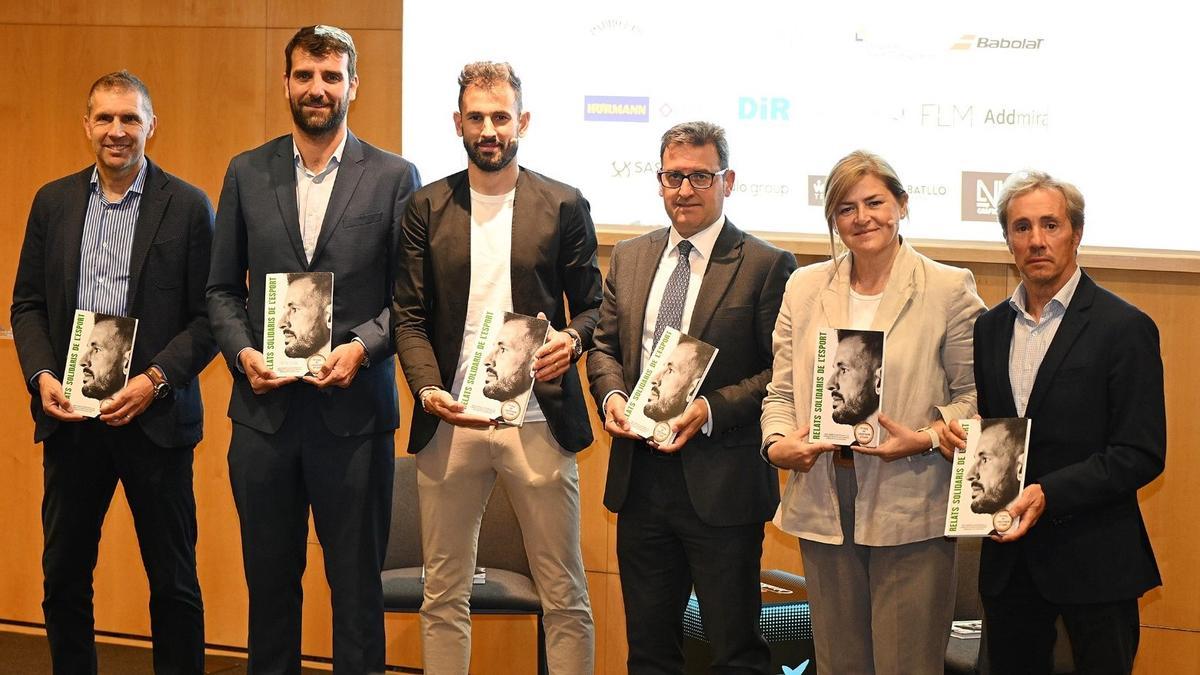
946, 537, 1075, 674
382, 456, 547, 673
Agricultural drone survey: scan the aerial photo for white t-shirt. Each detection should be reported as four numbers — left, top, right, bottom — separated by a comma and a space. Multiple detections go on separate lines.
449, 187, 544, 423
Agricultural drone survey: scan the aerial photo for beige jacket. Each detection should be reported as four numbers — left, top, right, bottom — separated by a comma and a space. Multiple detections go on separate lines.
761, 241, 985, 546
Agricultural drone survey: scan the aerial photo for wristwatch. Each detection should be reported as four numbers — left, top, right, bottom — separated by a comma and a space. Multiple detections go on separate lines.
564, 328, 583, 362
144, 365, 171, 400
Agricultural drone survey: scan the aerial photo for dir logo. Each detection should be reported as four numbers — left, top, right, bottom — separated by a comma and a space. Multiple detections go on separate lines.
807, 176, 826, 206
961, 171, 1011, 222
739, 96, 790, 121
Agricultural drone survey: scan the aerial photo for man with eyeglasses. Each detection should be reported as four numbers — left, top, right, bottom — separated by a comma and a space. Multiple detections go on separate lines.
588, 121, 797, 673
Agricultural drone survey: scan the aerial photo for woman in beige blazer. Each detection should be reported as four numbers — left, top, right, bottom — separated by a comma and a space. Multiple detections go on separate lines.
761, 151, 986, 674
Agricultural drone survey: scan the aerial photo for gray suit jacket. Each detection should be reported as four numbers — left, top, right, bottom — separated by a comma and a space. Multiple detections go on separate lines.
12, 159, 217, 447
587, 219, 796, 527
393, 167, 602, 453
207, 132, 420, 436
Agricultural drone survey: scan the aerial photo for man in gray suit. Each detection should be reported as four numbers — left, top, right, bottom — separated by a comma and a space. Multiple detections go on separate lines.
588, 121, 796, 674
12, 70, 215, 674
206, 25, 420, 674
393, 61, 600, 675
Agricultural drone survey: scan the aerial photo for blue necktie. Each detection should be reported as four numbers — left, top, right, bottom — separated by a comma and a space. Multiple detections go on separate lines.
653, 240, 694, 347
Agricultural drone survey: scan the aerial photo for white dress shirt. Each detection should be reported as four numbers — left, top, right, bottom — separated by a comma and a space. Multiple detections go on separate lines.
294, 133, 347, 263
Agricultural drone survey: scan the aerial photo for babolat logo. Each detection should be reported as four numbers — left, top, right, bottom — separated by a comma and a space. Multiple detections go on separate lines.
584, 96, 650, 122
961, 171, 1012, 222
807, 176, 827, 206
951, 34, 1044, 50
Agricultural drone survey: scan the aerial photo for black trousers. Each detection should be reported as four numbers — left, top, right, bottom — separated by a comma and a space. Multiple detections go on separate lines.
983, 554, 1141, 675
228, 390, 394, 675
42, 420, 203, 675
616, 448, 770, 675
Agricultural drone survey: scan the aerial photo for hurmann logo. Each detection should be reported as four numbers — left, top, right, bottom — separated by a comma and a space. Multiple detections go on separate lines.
951, 34, 1044, 50
584, 96, 650, 122
961, 172, 1011, 221
808, 176, 827, 206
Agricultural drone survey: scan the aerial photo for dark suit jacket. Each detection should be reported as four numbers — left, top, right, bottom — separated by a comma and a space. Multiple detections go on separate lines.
207, 132, 420, 436
587, 220, 797, 527
393, 167, 603, 454
974, 271, 1164, 604
11, 160, 217, 447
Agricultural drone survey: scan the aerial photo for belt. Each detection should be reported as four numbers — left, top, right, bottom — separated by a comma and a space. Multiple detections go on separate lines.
832, 446, 854, 468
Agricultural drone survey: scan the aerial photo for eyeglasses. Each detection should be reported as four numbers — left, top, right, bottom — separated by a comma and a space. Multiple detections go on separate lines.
657, 169, 729, 190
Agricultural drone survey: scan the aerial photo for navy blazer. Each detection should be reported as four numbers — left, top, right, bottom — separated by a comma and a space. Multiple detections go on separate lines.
207, 132, 420, 436
587, 220, 797, 527
974, 271, 1164, 604
11, 159, 217, 447
393, 167, 603, 454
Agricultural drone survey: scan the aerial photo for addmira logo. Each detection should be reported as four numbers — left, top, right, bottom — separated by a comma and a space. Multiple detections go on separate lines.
951, 34, 1044, 50
584, 96, 650, 122
961, 172, 1012, 222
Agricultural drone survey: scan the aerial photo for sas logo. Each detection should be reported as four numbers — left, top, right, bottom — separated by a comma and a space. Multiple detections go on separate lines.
584, 96, 650, 122
961, 171, 1012, 222
739, 96, 790, 121
807, 176, 827, 206
952, 34, 1044, 50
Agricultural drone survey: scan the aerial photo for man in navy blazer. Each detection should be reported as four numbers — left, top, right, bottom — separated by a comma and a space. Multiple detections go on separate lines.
968, 171, 1164, 674
12, 71, 215, 674
206, 26, 419, 674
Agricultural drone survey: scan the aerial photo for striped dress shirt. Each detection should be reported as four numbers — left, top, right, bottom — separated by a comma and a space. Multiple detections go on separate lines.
1007, 266, 1082, 416
77, 163, 147, 317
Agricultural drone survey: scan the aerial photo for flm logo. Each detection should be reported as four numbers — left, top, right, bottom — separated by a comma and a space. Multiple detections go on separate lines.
961, 171, 1012, 222
584, 96, 650, 122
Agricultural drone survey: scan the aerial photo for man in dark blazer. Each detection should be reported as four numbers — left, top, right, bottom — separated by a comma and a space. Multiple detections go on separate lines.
206, 26, 419, 674
392, 62, 600, 674
587, 121, 797, 674
11, 70, 215, 674
968, 170, 1164, 675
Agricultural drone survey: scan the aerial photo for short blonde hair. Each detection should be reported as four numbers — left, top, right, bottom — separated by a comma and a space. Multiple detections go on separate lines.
821, 150, 908, 259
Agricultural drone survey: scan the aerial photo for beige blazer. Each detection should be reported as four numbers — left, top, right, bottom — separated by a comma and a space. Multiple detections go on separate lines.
761, 241, 986, 546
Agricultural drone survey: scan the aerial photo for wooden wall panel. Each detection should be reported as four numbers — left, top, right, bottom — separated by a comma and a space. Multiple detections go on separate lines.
266, 0, 403, 31
0, 1, 266, 27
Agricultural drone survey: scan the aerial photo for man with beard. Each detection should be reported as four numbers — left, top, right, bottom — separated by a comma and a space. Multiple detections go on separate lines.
481, 314, 540, 403
642, 338, 709, 423
393, 61, 601, 674
79, 316, 135, 400
207, 25, 420, 674
966, 418, 1025, 514
827, 329, 882, 426
280, 273, 332, 359
588, 121, 796, 673
12, 70, 215, 674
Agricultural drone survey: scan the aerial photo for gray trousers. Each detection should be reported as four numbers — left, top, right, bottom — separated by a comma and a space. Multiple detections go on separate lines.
799, 463, 956, 675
